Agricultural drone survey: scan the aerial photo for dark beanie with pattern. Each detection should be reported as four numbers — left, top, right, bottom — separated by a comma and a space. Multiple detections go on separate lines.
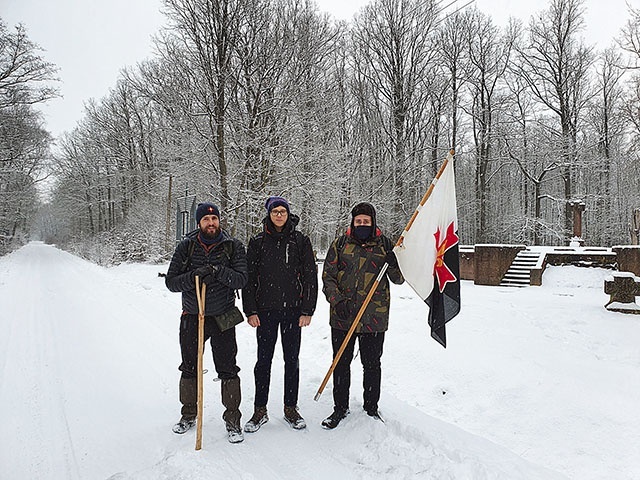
196, 202, 220, 225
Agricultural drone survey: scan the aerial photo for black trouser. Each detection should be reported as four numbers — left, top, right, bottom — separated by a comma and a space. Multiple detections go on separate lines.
179, 313, 240, 380
178, 313, 242, 425
331, 328, 384, 413
253, 310, 302, 408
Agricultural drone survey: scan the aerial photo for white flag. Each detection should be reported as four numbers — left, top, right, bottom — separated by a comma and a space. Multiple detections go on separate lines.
394, 153, 460, 347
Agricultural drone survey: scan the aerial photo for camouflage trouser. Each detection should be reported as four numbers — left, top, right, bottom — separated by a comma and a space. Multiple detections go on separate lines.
330, 328, 385, 412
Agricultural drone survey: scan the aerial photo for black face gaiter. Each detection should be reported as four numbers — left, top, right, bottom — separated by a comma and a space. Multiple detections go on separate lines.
353, 225, 373, 241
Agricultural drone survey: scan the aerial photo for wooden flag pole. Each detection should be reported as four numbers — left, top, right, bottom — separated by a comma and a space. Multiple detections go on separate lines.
195, 276, 206, 451
314, 264, 389, 401
398, 148, 455, 246
314, 148, 455, 402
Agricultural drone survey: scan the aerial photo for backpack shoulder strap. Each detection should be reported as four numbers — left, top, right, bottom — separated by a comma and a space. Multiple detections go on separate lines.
293, 230, 314, 263
381, 235, 393, 253
221, 238, 240, 298
292, 231, 302, 263
336, 234, 348, 252
180, 239, 196, 273
222, 239, 234, 260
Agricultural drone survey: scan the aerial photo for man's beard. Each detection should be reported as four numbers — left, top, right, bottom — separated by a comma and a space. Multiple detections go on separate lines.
200, 224, 220, 239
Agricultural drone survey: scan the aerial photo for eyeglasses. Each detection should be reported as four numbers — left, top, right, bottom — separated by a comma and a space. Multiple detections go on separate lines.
270, 209, 288, 217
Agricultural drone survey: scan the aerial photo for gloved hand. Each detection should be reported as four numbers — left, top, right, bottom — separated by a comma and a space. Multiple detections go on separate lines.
194, 264, 218, 285
335, 300, 353, 321
385, 251, 398, 268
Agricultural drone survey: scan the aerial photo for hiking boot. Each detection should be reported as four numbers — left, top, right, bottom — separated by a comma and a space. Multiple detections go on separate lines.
321, 408, 349, 430
227, 425, 244, 443
244, 406, 269, 433
284, 406, 306, 430
366, 408, 384, 422
172, 416, 196, 434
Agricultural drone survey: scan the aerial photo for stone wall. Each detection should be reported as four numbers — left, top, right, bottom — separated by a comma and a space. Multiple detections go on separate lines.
458, 245, 621, 286
459, 247, 475, 281
545, 250, 616, 269
473, 244, 526, 286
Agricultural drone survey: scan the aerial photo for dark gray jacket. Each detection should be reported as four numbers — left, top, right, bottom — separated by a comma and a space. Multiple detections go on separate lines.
165, 229, 247, 316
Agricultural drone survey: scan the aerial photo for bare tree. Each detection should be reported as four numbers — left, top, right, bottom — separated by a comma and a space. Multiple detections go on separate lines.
514, 0, 594, 239
351, 0, 438, 233
162, 0, 245, 216
499, 38, 561, 246
582, 48, 626, 245
232, 0, 340, 236
618, 4, 640, 67
0, 19, 58, 250
436, 8, 471, 152
464, 9, 515, 242
0, 21, 58, 109
38, 0, 640, 259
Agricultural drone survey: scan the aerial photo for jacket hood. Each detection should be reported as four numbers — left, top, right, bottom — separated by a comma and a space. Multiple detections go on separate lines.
263, 213, 300, 236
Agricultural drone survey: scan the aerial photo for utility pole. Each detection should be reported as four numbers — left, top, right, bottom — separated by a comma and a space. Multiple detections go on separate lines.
165, 175, 173, 253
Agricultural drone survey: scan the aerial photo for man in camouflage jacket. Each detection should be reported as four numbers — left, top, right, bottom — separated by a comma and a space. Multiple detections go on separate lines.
321, 202, 404, 429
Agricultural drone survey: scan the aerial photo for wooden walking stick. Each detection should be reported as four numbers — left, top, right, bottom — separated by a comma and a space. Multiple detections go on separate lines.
195, 276, 206, 451
314, 265, 389, 401
314, 149, 455, 401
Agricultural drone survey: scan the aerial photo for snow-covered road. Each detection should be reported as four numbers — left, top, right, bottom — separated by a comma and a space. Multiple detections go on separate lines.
1, 242, 638, 479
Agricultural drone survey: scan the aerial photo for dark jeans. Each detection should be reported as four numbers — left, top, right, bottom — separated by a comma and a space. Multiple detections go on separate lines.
331, 327, 384, 412
179, 313, 240, 380
253, 310, 302, 407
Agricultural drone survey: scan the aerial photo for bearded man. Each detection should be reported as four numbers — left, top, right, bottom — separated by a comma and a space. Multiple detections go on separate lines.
165, 202, 248, 443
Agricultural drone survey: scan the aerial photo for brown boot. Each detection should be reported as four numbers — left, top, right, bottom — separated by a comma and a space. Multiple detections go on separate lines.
244, 406, 269, 433
221, 377, 243, 443
284, 405, 306, 430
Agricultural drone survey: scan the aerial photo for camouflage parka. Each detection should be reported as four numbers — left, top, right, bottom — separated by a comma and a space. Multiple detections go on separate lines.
322, 228, 404, 333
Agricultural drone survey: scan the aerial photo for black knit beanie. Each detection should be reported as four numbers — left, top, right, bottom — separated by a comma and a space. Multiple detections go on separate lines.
196, 202, 220, 225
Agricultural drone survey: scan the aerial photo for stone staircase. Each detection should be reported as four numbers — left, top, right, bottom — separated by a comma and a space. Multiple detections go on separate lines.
500, 250, 542, 287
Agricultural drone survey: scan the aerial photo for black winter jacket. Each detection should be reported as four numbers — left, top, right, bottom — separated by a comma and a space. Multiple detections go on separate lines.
165, 229, 247, 316
242, 214, 318, 316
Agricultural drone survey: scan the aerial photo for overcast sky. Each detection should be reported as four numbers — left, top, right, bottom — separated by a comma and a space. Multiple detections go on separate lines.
1, 0, 632, 141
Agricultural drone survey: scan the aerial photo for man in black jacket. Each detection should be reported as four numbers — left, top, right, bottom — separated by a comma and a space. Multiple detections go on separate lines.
242, 196, 318, 432
165, 202, 248, 443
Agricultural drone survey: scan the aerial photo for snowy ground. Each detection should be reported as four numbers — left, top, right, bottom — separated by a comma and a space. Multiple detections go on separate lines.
1, 242, 639, 479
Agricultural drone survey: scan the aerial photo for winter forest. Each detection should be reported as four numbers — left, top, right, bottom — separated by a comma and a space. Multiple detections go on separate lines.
2, 0, 640, 263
